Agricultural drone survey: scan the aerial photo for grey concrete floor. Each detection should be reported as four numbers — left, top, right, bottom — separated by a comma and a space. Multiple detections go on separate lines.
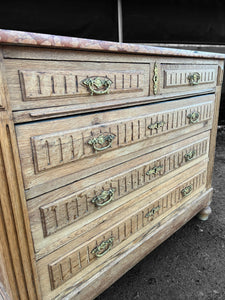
95, 128, 225, 300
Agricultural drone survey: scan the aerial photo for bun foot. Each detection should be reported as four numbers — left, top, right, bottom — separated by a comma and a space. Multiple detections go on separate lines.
197, 206, 212, 221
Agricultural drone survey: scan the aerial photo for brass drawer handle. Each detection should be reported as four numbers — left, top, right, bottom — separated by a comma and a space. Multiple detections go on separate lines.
184, 150, 196, 162
153, 62, 158, 95
91, 188, 115, 207
181, 185, 193, 197
146, 165, 163, 176
188, 72, 200, 85
91, 237, 114, 258
145, 205, 160, 218
187, 111, 200, 124
88, 133, 116, 151
82, 76, 113, 95
148, 121, 165, 130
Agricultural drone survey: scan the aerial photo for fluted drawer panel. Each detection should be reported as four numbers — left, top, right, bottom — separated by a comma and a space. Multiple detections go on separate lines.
39, 135, 209, 237
5, 60, 149, 112
20, 70, 144, 100
15, 95, 214, 198
28, 99, 213, 173
158, 63, 217, 95
47, 170, 207, 290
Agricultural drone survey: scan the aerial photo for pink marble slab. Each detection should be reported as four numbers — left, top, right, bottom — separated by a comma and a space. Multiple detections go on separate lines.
0, 29, 224, 59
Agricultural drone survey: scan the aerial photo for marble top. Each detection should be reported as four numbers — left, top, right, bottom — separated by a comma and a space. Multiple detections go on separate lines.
0, 29, 225, 59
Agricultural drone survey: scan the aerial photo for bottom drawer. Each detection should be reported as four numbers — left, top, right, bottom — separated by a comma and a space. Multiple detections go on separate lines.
37, 163, 207, 299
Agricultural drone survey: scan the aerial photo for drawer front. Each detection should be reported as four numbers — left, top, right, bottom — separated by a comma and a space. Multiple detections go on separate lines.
37, 167, 207, 298
16, 94, 214, 198
28, 132, 210, 259
158, 64, 217, 95
5, 60, 150, 111
38, 133, 209, 238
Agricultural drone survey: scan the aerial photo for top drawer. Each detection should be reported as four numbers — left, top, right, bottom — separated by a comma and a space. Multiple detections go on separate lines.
157, 63, 217, 95
5, 57, 218, 123
5, 60, 150, 111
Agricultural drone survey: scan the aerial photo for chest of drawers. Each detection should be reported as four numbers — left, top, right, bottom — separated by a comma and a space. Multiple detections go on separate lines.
0, 29, 224, 300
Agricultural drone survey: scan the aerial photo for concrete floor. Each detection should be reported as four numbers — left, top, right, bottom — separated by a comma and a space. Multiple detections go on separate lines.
95, 127, 225, 300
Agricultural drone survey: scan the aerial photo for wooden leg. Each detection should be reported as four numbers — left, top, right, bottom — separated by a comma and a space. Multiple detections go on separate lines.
197, 206, 212, 221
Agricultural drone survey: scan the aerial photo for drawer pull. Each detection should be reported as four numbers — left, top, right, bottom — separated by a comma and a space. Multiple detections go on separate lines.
148, 121, 165, 130
91, 188, 115, 207
146, 165, 163, 176
152, 62, 158, 95
184, 150, 196, 161
181, 185, 193, 197
188, 72, 200, 85
145, 205, 160, 218
187, 111, 200, 124
82, 76, 113, 95
91, 237, 114, 258
88, 133, 116, 151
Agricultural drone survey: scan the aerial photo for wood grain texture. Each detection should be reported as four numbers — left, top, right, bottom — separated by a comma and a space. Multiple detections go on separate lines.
2, 47, 218, 123
0, 282, 11, 300
61, 189, 213, 300
27, 131, 210, 259
0, 33, 223, 300
19, 69, 144, 101
39, 136, 209, 238
4, 56, 218, 122
0, 118, 41, 300
48, 169, 207, 290
207, 86, 223, 188
0, 204, 16, 300
12, 88, 216, 123
5, 60, 149, 112
159, 64, 217, 95
30, 100, 211, 174
15, 94, 214, 198
36, 162, 208, 299
163, 66, 216, 87
0, 50, 41, 300
0, 63, 6, 110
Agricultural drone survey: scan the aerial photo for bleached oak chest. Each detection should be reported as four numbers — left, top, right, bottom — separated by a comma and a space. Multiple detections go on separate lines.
0, 29, 224, 300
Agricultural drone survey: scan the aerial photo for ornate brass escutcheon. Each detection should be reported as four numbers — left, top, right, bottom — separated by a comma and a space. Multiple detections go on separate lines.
146, 165, 163, 176
152, 62, 158, 95
184, 150, 196, 162
187, 111, 200, 124
145, 205, 161, 218
187, 72, 201, 85
91, 237, 114, 258
148, 121, 165, 130
88, 133, 116, 152
82, 76, 113, 95
181, 185, 193, 197
91, 188, 115, 207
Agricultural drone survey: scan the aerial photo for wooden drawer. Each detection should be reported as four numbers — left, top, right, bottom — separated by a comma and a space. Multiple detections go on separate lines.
16, 94, 214, 199
36, 164, 207, 299
5, 60, 150, 112
28, 131, 210, 258
158, 63, 217, 95
6, 59, 218, 123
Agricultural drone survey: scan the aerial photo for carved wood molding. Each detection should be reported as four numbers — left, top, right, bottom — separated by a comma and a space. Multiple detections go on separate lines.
40, 137, 209, 237
48, 170, 206, 290
19, 69, 144, 101
0, 118, 40, 299
0, 48, 41, 299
